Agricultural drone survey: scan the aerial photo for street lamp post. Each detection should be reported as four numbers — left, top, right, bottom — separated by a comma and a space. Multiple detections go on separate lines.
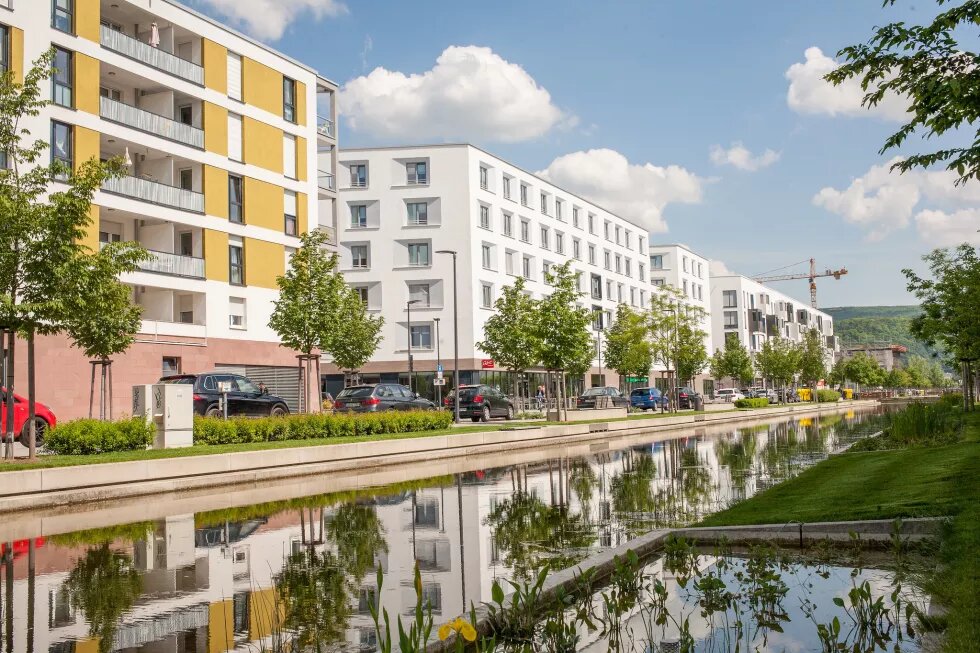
434, 317, 442, 406
407, 299, 421, 393
435, 250, 460, 423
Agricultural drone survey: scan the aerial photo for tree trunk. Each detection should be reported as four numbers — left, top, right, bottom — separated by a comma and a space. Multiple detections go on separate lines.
4, 332, 15, 460
27, 333, 35, 458
88, 360, 96, 419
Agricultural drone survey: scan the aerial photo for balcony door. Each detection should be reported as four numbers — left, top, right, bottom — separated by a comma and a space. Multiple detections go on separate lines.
177, 231, 193, 257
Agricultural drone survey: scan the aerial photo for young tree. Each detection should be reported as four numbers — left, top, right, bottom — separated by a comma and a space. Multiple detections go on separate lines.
796, 328, 828, 399
675, 320, 709, 389
827, 1, 980, 184
477, 277, 541, 408
328, 288, 384, 386
269, 229, 348, 412
709, 338, 755, 388
905, 355, 933, 389
756, 336, 800, 398
535, 262, 593, 420
847, 352, 885, 389
886, 367, 912, 390
648, 287, 709, 405
603, 304, 651, 393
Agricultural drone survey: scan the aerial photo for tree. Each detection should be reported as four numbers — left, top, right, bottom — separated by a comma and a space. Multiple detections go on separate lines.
535, 262, 593, 420
886, 367, 912, 389
846, 352, 885, 388
603, 304, 651, 392
903, 244, 980, 408
64, 544, 142, 653
905, 355, 933, 388
755, 336, 800, 396
476, 276, 541, 406
796, 328, 828, 396
648, 287, 709, 402
269, 229, 348, 412
328, 287, 384, 385
676, 320, 710, 388
710, 337, 755, 387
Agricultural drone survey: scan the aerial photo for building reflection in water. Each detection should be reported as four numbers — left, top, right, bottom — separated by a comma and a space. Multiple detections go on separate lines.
0, 409, 882, 653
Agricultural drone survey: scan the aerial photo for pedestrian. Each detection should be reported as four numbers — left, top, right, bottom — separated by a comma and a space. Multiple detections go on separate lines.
536, 385, 545, 409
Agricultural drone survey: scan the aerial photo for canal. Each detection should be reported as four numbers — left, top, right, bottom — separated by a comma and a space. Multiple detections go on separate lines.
0, 407, 890, 652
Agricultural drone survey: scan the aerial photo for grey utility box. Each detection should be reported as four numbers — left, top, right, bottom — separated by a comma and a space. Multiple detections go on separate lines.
133, 383, 194, 449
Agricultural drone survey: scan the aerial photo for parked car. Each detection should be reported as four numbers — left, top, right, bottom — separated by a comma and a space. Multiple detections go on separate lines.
334, 384, 436, 413
158, 373, 291, 417
629, 387, 668, 410
777, 388, 801, 403
674, 386, 701, 410
0, 388, 56, 447
444, 384, 514, 422
714, 388, 745, 403
759, 389, 779, 403
577, 386, 629, 409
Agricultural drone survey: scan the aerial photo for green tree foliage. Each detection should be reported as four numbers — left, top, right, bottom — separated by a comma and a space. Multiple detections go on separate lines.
755, 336, 800, 389
796, 329, 828, 389
905, 355, 933, 388
477, 276, 541, 400
886, 367, 912, 389
710, 338, 755, 386
603, 304, 652, 386
329, 287, 384, 376
827, 0, 980, 184
275, 548, 353, 650
64, 544, 143, 653
536, 262, 593, 414
846, 351, 886, 387
648, 287, 709, 386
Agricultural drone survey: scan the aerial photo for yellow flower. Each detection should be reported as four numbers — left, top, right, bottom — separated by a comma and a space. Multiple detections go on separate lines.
459, 622, 478, 642
438, 623, 453, 641
452, 617, 467, 631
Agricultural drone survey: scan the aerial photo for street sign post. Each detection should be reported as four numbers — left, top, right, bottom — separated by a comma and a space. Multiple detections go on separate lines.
433, 378, 446, 386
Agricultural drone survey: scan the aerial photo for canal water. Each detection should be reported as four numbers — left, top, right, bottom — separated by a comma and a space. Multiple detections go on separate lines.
0, 408, 893, 653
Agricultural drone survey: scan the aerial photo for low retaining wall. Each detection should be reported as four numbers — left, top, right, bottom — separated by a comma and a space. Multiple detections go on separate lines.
0, 400, 878, 514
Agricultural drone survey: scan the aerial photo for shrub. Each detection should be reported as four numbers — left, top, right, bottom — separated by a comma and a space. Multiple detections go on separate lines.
46, 417, 154, 455
816, 389, 841, 402
733, 398, 769, 409
193, 410, 455, 446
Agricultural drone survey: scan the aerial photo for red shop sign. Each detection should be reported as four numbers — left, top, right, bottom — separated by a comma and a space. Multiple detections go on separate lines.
481, 359, 495, 369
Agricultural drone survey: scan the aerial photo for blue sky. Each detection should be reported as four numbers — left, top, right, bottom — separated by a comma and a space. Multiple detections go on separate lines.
188, 0, 979, 307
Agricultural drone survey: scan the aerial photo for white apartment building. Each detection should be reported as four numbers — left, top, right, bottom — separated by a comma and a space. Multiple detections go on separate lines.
3, 0, 338, 418
332, 144, 655, 398
710, 274, 839, 378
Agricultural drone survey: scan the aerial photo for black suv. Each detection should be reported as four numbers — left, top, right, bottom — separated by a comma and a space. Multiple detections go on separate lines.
445, 385, 514, 422
674, 386, 701, 410
333, 384, 436, 413
158, 373, 290, 417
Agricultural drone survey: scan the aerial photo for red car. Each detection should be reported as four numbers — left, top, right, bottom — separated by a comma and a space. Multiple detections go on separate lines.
1, 389, 56, 446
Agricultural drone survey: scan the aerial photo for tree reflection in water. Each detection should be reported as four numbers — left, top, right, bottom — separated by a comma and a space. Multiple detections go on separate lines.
64, 543, 142, 653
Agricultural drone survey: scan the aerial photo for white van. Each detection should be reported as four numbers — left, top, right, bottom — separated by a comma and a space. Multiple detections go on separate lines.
715, 388, 745, 402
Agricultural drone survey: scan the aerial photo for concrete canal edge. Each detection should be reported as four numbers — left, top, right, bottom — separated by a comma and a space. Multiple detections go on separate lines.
0, 400, 879, 514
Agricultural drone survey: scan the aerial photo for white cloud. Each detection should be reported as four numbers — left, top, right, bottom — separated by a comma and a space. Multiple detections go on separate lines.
915, 209, 980, 246
785, 47, 908, 121
709, 142, 780, 172
190, 0, 347, 40
709, 259, 736, 277
813, 156, 980, 239
537, 149, 704, 234
339, 46, 571, 143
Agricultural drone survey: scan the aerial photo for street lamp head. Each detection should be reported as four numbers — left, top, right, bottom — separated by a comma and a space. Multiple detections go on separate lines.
435, 249, 457, 255
407, 299, 422, 306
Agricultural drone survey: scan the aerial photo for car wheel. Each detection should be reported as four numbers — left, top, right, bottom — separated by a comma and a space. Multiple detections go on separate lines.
270, 404, 288, 417
506, 405, 515, 420
471, 416, 481, 423
205, 405, 222, 418
481, 405, 491, 423
19, 418, 48, 447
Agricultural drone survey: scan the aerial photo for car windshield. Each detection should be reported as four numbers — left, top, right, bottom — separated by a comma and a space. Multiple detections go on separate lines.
582, 388, 604, 396
457, 387, 482, 399
337, 387, 375, 398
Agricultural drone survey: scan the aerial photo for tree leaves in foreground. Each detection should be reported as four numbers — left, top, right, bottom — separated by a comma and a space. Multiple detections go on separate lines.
330, 286, 384, 375
477, 276, 542, 390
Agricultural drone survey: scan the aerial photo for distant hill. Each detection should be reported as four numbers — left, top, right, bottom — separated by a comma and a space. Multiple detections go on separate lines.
824, 305, 937, 359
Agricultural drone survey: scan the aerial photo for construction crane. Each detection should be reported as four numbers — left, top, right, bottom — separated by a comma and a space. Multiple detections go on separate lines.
752, 258, 847, 309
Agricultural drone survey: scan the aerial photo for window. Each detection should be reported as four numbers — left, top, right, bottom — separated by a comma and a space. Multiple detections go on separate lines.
698, 262, 703, 278
683, 279, 688, 296
615, 254, 622, 274
229, 243, 244, 285
588, 214, 595, 234
651, 255, 663, 270
572, 207, 580, 228
283, 77, 297, 122
723, 290, 738, 308
625, 231, 631, 249
227, 52, 243, 101
630, 287, 636, 306
51, 121, 72, 178
410, 325, 432, 349
502, 176, 511, 199
520, 183, 528, 206
350, 164, 367, 187
640, 290, 646, 308
409, 283, 430, 307
520, 219, 530, 243
625, 258, 631, 277
162, 357, 181, 376
505, 251, 515, 275
682, 256, 689, 273
555, 232, 564, 255
354, 287, 369, 304
503, 212, 513, 237
407, 161, 427, 184
617, 284, 624, 302
53, 0, 73, 33
284, 191, 297, 236
178, 232, 193, 256
639, 263, 645, 281
615, 226, 621, 245
540, 193, 548, 214
572, 239, 581, 260
227, 113, 243, 161
588, 244, 596, 265
479, 205, 490, 229
283, 134, 297, 178
479, 166, 489, 190
603, 221, 610, 240
52, 47, 72, 107
591, 274, 602, 300
407, 243, 430, 266
407, 202, 428, 225
0, 25, 9, 75
724, 311, 738, 329
522, 256, 532, 279
605, 280, 612, 299
481, 244, 492, 269
350, 205, 367, 228
652, 278, 665, 287
540, 227, 549, 249
228, 175, 244, 223
176, 105, 192, 126
555, 200, 563, 221
481, 283, 493, 308
229, 297, 246, 329
698, 285, 703, 301
603, 251, 611, 270
351, 245, 369, 268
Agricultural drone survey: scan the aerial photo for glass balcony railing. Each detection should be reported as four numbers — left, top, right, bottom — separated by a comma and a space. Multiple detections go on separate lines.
317, 116, 335, 139
102, 242, 205, 279
100, 96, 204, 149
102, 175, 205, 213
317, 171, 336, 192
101, 25, 204, 85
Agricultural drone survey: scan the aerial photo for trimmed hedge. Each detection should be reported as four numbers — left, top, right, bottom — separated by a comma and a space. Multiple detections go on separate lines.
193, 410, 455, 446
816, 389, 842, 403
46, 417, 155, 455
733, 398, 770, 409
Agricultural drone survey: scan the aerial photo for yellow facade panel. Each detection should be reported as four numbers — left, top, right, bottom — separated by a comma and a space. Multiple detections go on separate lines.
203, 102, 228, 156
297, 192, 308, 235
204, 166, 229, 219
296, 137, 307, 182
243, 177, 284, 231
78, 205, 99, 253
75, 53, 100, 115
74, 127, 99, 172
244, 238, 285, 289
243, 117, 283, 174
10, 28, 23, 84
296, 80, 307, 125
74, 638, 101, 653
203, 230, 229, 282
203, 40, 228, 94
75, 0, 100, 42
208, 600, 234, 653
243, 57, 282, 117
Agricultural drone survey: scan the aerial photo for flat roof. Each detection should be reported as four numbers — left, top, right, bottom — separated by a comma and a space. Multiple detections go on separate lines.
340, 143, 651, 234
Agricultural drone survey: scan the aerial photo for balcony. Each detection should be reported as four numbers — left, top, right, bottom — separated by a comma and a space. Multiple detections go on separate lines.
318, 171, 336, 192
102, 242, 205, 279
100, 96, 204, 149
317, 116, 335, 139
103, 175, 204, 213
100, 25, 204, 86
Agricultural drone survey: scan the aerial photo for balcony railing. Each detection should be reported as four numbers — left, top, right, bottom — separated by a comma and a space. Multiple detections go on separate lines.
100, 96, 204, 149
101, 25, 204, 85
316, 116, 335, 138
103, 242, 205, 279
102, 175, 205, 213
317, 171, 335, 192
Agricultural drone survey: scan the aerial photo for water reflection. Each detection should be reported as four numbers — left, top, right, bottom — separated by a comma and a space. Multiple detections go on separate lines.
0, 409, 887, 653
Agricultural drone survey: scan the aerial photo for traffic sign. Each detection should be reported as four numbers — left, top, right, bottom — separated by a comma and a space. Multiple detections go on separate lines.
436, 370, 443, 379
437, 363, 443, 373
433, 378, 446, 386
